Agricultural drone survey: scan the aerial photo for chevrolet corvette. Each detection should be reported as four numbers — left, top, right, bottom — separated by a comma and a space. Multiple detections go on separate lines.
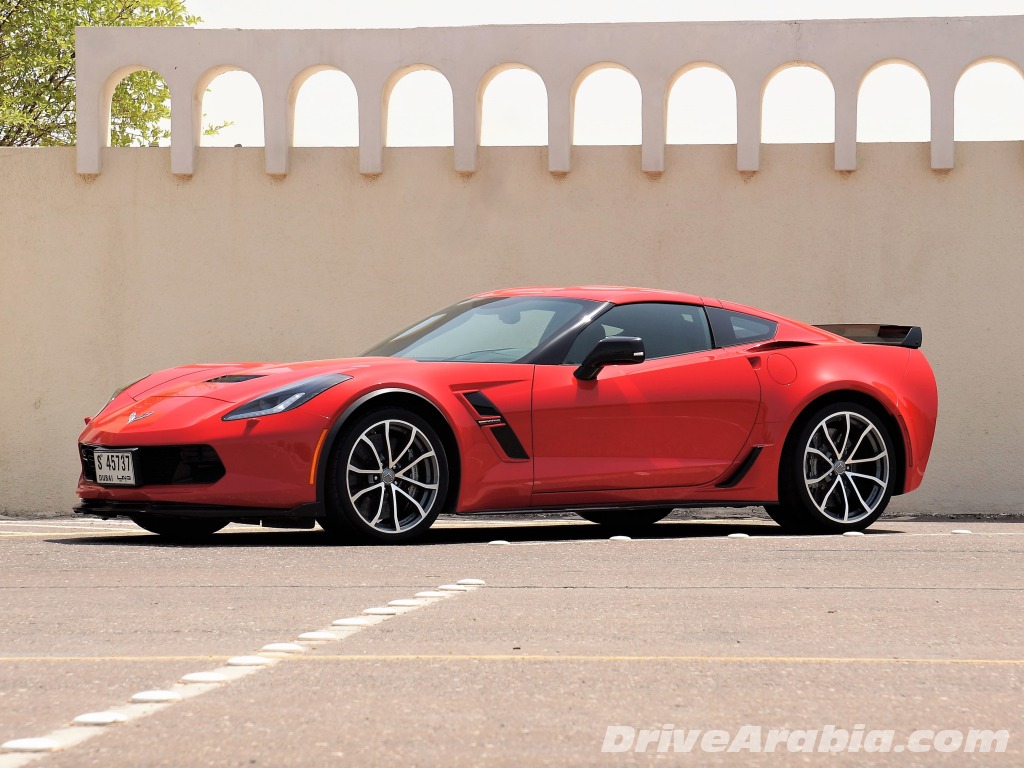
76, 287, 937, 542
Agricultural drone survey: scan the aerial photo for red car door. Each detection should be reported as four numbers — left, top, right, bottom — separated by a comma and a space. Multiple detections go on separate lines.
531, 302, 761, 496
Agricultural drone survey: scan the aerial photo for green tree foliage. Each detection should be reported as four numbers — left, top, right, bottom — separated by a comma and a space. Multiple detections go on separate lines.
0, 1, 204, 147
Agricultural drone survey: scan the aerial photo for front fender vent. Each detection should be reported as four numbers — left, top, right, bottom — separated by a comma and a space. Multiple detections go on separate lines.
461, 391, 529, 461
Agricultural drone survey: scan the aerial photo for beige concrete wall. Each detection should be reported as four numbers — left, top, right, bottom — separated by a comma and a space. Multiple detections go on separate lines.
1, 144, 1021, 516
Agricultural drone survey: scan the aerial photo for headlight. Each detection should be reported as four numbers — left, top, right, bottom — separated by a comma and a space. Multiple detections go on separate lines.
94, 377, 146, 418
222, 374, 351, 421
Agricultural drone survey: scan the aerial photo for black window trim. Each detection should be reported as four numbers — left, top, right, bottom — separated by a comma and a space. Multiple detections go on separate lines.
705, 305, 779, 348
558, 301, 718, 365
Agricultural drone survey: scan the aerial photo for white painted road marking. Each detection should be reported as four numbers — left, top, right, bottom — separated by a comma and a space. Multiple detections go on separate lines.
0, 579, 485, 768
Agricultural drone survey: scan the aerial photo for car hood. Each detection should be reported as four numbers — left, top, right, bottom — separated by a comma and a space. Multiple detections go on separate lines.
127, 358, 404, 404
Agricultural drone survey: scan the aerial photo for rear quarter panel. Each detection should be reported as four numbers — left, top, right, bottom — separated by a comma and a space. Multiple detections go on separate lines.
754, 342, 936, 494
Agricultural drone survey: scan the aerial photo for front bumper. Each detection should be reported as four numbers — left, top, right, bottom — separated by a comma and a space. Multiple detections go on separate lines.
75, 499, 322, 528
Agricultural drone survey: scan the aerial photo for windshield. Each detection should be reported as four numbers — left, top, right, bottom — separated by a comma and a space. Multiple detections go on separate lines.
363, 297, 599, 363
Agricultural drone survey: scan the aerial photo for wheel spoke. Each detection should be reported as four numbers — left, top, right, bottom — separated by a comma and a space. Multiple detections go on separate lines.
839, 475, 850, 521
814, 476, 841, 514
397, 476, 439, 491
394, 427, 420, 467
820, 422, 842, 461
845, 451, 887, 465
806, 469, 832, 485
368, 486, 386, 527
395, 485, 429, 519
347, 464, 378, 475
384, 421, 395, 467
844, 474, 874, 514
845, 424, 873, 462
351, 482, 384, 503
807, 447, 832, 463
395, 451, 436, 477
358, 434, 383, 470
839, 413, 851, 458
390, 485, 401, 531
847, 471, 886, 488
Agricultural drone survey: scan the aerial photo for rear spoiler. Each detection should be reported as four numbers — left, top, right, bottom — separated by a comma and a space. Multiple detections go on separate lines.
815, 324, 923, 349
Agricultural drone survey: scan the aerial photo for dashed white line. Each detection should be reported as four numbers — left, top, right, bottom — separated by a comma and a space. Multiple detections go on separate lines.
260, 643, 305, 654
0, 579, 485, 767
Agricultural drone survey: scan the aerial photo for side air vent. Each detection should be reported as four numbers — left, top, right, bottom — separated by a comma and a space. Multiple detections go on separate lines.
461, 391, 529, 460
206, 374, 266, 384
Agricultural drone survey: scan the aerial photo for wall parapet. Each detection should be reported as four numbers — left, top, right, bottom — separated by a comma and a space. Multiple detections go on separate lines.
75, 17, 1024, 176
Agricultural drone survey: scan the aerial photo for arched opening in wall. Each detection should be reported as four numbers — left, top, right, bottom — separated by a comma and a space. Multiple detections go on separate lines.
109, 69, 172, 147
199, 70, 264, 147
480, 66, 547, 146
386, 68, 454, 147
666, 65, 737, 144
761, 64, 835, 143
292, 69, 359, 147
857, 62, 930, 142
955, 60, 1024, 140
573, 65, 642, 145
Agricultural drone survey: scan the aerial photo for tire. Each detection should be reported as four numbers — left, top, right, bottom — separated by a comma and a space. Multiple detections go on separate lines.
130, 516, 228, 542
773, 402, 895, 533
324, 407, 450, 543
577, 509, 670, 531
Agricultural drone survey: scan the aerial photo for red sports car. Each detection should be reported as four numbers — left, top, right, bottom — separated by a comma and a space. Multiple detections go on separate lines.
76, 287, 938, 542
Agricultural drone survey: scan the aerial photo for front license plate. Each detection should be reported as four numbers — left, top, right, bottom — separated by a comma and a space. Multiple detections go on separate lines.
94, 450, 137, 486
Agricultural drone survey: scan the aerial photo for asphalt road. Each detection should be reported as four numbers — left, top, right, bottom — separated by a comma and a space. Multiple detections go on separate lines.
1, 515, 1022, 766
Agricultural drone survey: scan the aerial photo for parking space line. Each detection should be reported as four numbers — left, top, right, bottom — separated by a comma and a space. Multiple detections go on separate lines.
0, 579, 485, 766
0, 657, 230, 663
294, 654, 1024, 666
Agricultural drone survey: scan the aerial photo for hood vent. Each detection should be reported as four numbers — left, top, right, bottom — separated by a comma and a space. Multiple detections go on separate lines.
205, 374, 266, 384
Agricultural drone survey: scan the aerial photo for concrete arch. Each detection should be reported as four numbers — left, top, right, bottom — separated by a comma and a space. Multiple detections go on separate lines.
761, 62, 836, 144
665, 63, 738, 145
73, 19, 1024, 176
478, 64, 548, 147
954, 58, 1024, 141
384, 65, 455, 148
857, 60, 930, 143
289, 66, 359, 147
100, 65, 174, 148
571, 62, 642, 146
860, 57, 930, 89
956, 55, 1024, 82
194, 66, 266, 148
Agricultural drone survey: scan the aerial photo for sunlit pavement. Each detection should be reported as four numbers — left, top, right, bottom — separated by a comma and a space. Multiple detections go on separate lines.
1, 515, 1022, 766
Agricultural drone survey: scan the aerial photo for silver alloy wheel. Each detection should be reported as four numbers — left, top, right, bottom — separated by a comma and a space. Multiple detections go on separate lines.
803, 411, 889, 524
345, 418, 440, 534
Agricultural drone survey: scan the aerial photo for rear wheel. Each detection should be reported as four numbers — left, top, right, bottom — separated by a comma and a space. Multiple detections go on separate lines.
577, 509, 671, 531
772, 402, 895, 533
324, 408, 450, 543
130, 516, 227, 542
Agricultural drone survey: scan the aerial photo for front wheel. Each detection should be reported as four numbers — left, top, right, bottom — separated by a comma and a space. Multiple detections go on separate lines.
130, 516, 228, 542
324, 408, 450, 543
773, 402, 895, 533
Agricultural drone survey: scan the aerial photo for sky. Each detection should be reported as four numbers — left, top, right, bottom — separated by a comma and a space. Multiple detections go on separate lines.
176, 0, 1024, 148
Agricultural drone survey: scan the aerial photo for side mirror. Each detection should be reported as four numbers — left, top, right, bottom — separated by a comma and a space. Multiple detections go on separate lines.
574, 336, 646, 381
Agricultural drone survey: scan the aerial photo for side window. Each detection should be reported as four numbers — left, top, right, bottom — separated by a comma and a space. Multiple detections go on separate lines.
706, 306, 778, 347
564, 303, 713, 364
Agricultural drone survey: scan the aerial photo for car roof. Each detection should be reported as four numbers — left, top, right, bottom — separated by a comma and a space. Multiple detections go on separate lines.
473, 285, 711, 305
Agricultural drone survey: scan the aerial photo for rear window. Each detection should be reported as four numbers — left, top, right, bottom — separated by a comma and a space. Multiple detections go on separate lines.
706, 307, 778, 347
